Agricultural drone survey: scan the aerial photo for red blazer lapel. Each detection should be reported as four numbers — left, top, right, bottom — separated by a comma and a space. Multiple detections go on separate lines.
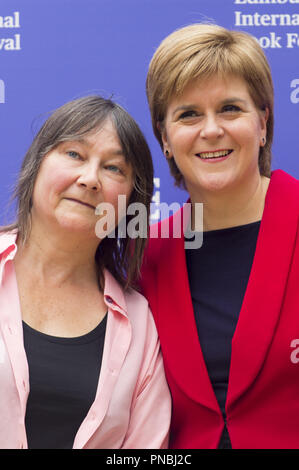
154, 205, 220, 414
227, 170, 299, 412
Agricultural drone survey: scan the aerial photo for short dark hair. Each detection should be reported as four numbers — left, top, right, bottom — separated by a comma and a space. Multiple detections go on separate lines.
3, 95, 154, 289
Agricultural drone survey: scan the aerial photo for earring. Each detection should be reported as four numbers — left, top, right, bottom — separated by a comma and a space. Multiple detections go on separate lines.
165, 150, 169, 157
262, 137, 266, 146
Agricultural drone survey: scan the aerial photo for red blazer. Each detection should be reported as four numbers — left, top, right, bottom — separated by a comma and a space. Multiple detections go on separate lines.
140, 170, 299, 449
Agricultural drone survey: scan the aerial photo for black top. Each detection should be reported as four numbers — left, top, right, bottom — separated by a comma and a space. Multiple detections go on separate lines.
185, 221, 260, 449
23, 314, 107, 449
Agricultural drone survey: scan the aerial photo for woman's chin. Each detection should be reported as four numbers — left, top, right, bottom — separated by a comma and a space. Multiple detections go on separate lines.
189, 172, 236, 195
55, 215, 97, 237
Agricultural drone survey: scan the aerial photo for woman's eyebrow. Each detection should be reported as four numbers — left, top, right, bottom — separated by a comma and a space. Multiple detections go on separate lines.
220, 98, 247, 105
62, 138, 125, 156
172, 104, 197, 114
110, 149, 126, 157
173, 98, 247, 114
60, 137, 90, 147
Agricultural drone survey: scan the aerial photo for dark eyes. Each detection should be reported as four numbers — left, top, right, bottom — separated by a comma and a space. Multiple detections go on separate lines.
178, 110, 198, 120
178, 104, 241, 120
222, 104, 241, 113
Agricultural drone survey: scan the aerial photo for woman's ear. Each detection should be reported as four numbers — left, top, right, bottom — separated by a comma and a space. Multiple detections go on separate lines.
259, 106, 269, 146
157, 121, 171, 159
261, 106, 269, 132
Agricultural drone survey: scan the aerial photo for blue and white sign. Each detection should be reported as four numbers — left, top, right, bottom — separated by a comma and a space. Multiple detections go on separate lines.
0, 0, 298, 224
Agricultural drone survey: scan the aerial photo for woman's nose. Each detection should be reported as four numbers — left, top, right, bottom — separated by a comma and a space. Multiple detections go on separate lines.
76, 164, 100, 191
199, 115, 224, 140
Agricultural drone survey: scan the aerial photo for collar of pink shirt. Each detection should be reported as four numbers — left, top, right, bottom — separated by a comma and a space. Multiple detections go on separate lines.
0, 230, 129, 316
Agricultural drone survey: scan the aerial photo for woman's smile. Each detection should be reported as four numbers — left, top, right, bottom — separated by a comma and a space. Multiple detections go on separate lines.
63, 197, 96, 210
196, 149, 234, 162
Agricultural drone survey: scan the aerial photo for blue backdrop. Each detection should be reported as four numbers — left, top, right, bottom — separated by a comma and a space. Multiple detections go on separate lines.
0, 0, 298, 224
